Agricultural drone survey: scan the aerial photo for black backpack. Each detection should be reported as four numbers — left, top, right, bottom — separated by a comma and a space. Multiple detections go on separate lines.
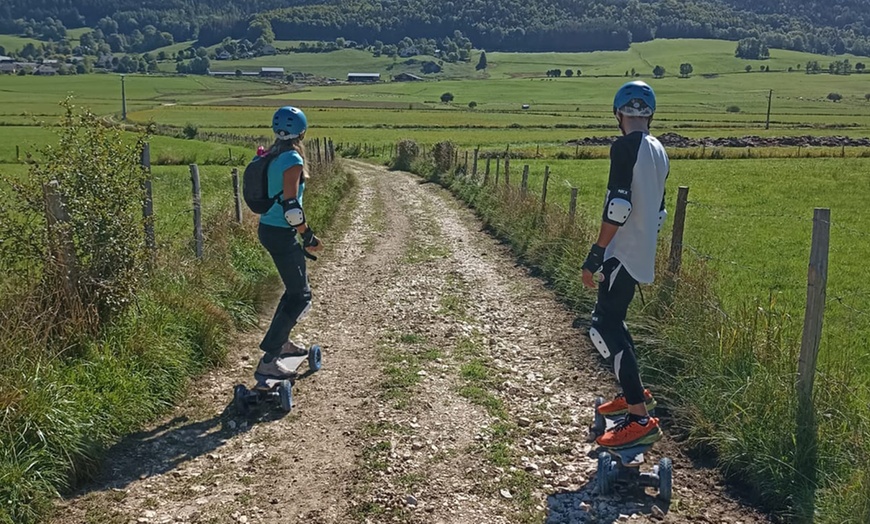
242, 152, 282, 214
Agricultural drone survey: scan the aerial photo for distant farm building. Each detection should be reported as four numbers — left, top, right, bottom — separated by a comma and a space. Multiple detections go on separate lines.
260, 67, 285, 77
0, 55, 13, 63
393, 72, 423, 82
347, 73, 380, 83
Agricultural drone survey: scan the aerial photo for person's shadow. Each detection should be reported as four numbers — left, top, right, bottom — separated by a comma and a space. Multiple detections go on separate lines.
67, 383, 308, 497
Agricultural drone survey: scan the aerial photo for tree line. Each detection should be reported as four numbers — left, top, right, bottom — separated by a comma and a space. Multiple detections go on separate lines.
2, 0, 870, 56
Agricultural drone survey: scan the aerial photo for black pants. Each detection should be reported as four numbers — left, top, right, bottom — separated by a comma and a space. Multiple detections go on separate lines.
592, 257, 645, 406
258, 223, 311, 356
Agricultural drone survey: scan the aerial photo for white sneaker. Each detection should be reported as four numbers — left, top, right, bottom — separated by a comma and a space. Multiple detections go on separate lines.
254, 355, 293, 381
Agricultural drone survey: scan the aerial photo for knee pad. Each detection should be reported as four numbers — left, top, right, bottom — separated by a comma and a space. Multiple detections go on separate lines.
279, 289, 312, 323
589, 325, 612, 360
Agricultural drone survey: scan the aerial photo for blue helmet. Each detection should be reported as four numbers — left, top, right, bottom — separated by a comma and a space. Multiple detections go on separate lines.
272, 106, 308, 140
613, 81, 656, 117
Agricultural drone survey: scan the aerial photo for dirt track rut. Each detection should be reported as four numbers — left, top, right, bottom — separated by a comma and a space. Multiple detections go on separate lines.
53, 161, 770, 524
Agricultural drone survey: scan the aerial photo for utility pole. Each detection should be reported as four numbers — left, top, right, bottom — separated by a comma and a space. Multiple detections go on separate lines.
765, 89, 772, 130
121, 74, 127, 121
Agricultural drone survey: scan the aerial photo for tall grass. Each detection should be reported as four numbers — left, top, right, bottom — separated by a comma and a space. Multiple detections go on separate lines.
0, 109, 353, 524
407, 148, 870, 522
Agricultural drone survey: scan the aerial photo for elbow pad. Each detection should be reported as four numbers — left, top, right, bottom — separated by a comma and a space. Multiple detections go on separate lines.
658, 208, 667, 233
603, 188, 632, 226
282, 199, 306, 227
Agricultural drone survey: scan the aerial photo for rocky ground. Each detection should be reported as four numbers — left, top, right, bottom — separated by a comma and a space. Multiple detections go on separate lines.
52, 160, 772, 524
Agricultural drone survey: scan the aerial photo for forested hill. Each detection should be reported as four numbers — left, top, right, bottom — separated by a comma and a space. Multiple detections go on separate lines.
2, 0, 870, 56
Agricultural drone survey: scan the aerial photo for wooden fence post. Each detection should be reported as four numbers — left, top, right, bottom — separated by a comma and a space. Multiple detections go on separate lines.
794, 208, 830, 522
464, 151, 469, 176
540, 166, 550, 212
521, 165, 529, 194
189, 164, 203, 259
495, 156, 501, 185
667, 186, 690, 277
232, 168, 242, 224
504, 156, 510, 186
141, 143, 156, 256
484, 156, 491, 185
43, 181, 78, 297
568, 187, 578, 223
472, 148, 479, 178
16, 145, 20, 161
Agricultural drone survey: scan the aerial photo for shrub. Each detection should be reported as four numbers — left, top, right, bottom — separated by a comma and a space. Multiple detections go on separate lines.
392, 139, 419, 171
0, 100, 150, 332
726, 105, 741, 113
827, 92, 843, 102
440, 92, 454, 103
468, 101, 477, 109
432, 141, 456, 173
183, 122, 198, 139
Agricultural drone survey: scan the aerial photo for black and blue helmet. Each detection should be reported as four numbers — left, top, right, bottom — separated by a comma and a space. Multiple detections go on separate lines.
272, 106, 308, 140
613, 81, 656, 117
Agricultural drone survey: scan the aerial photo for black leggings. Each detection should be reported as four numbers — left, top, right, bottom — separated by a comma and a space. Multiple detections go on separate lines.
258, 223, 311, 356
592, 258, 645, 406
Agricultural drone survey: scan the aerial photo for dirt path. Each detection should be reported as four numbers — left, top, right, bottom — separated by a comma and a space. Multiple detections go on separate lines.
53, 161, 770, 524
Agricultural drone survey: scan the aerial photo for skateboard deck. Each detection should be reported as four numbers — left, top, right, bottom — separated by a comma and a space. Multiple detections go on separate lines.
234, 344, 322, 414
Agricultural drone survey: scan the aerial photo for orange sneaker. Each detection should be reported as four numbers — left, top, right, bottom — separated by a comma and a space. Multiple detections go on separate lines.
597, 389, 657, 417
596, 416, 663, 449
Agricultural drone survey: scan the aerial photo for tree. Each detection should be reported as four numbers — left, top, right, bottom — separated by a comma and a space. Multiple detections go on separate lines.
857, 62, 866, 73
468, 101, 477, 109
827, 92, 842, 102
653, 65, 665, 78
565, 69, 574, 77
745, 65, 752, 73
440, 92, 454, 103
865, 93, 870, 101
735, 37, 770, 60
679, 63, 693, 78
476, 51, 487, 71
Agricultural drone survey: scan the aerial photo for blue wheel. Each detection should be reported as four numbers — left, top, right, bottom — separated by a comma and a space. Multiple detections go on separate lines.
308, 344, 322, 372
233, 385, 250, 416
597, 452, 614, 495
278, 380, 293, 412
658, 457, 672, 501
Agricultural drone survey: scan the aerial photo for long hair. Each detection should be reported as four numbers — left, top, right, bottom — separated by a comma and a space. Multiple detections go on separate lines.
270, 134, 310, 180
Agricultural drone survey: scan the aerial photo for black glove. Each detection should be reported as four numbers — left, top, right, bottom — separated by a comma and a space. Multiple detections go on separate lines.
301, 227, 319, 249
581, 244, 606, 273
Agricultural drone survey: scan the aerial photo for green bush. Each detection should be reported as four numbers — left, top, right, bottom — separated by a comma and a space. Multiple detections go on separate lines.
726, 105, 741, 113
391, 139, 420, 171
183, 122, 198, 139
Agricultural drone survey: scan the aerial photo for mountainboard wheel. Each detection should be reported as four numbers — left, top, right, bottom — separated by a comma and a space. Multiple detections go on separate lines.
308, 344, 322, 372
593, 396, 606, 435
233, 384, 250, 416
278, 380, 293, 412
658, 457, 672, 501
597, 451, 614, 495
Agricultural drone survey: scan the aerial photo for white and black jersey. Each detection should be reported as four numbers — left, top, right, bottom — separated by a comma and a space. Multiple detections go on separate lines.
602, 131, 669, 284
